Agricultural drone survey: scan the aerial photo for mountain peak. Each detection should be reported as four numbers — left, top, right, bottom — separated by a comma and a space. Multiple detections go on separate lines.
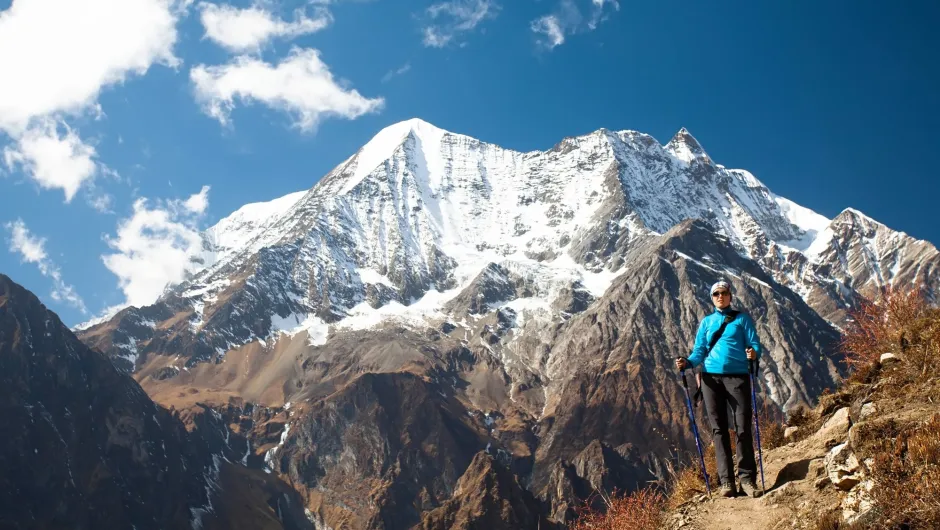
833, 207, 887, 232
340, 118, 451, 194
665, 127, 708, 164
382, 117, 449, 138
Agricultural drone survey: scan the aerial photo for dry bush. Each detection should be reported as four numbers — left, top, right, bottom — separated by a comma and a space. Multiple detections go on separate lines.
812, 509, 842, 530
863, 413, 940, 528
758, 402, 786, 450
569, 487, 666, 530
786, 405, 813, 428
841, 286, 939, 381
666, 443, 719, 509
780, 405, 822, 444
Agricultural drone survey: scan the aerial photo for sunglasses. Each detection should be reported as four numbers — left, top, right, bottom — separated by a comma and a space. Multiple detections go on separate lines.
712, 291, 730, 298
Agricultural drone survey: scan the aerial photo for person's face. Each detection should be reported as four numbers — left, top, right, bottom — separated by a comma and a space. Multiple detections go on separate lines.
712, 289, 732, 310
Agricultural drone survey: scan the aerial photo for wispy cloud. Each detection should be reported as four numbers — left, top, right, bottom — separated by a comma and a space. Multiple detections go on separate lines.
381, 62, 412, 83
87, 193, 115, 214
4, 219, 87, 313
421, 0, 499, 48
530, 15, 565, 50
101, 186, 212, 308
191, 47, 384, 132
531, 0, 619, 50
198, 2, 332, 54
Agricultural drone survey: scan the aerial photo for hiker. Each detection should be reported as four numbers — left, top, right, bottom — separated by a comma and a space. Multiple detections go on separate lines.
675, 280, 763, 498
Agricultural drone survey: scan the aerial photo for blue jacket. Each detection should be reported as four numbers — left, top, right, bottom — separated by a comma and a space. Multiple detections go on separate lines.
687, 307, 762, 375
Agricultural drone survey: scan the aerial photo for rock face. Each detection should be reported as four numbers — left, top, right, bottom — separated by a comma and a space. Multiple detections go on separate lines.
0, 275, 309, 530
0, 274, 205, 529
70, 119, 940, 527
416, 452, 557, 530
273, 372, 490, 530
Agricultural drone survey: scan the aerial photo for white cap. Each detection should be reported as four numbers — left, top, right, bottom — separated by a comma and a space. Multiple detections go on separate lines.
710, 280, 731, 295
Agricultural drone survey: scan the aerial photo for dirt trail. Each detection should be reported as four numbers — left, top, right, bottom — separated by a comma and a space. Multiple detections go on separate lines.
670, 418, 846, 530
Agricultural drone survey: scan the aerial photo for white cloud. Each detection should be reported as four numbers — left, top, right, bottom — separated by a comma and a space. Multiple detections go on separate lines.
101, 187, 212, 307
3, 120, 98, 202
531, 0, 618, 50
183, 185, 210, 213
191, 47, 384, 131
199, 2, 332, 54
531, 16, 565, 49
381, 62, 411, 83
5, 219, 87, 313
421, 0, 499, 48
0, 0, 187, 202
0, 0, 184, 134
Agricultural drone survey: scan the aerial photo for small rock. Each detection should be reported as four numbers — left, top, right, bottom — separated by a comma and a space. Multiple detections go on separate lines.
762, 482, 796, 504
784, 426, 799, 439
880, 352, 900, 364
814, 476, 831, 489
825, 443, 863, 491
860, 402, 876, 419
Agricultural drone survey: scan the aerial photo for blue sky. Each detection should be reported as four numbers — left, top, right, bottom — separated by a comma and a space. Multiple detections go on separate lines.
1, 0, 938, 326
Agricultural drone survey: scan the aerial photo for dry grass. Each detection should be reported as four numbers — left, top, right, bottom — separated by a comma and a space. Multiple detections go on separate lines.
569, 488, 666, 530
665, 443, 720, 509
812, 509, 842, 530
860, 413, 940, 528
811, 509, 867, 530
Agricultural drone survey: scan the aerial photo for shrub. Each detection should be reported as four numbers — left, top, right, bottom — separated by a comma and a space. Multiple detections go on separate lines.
758, 402, 786, 450
840, 286, 939, 381
569, 487, 666, 530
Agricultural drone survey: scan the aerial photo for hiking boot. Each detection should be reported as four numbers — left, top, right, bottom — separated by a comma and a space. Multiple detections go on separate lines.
719, 483, 736, 497
739, 479, 762, 498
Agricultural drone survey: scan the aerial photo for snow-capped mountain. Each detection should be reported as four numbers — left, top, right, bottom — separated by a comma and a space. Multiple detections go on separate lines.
172, 119, 934, 336
79, 118, 938, 377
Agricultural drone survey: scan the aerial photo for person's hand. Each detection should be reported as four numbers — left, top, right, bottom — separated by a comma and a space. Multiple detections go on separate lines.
746, 347, 756, 360
675, 357, 688, 371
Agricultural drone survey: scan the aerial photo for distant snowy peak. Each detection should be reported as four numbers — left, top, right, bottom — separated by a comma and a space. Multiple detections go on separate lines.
665, 127, 710, 165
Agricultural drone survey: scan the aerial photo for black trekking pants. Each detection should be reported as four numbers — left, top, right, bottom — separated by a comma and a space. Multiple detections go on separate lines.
701, 373, 756, 486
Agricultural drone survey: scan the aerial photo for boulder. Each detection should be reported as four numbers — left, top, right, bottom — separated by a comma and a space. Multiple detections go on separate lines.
813, 407, 851, 445
842, 480, 875, 525
859, 402, 876, 419
784, 426, 799, 439
825, 443, 862, 491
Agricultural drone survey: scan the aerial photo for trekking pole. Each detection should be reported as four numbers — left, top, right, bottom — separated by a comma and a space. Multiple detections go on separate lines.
678, 361, 711, 496
749, 359, 766, 491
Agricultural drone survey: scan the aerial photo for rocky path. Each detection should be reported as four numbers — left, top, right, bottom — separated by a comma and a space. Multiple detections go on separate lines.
669, 407, 854, 530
